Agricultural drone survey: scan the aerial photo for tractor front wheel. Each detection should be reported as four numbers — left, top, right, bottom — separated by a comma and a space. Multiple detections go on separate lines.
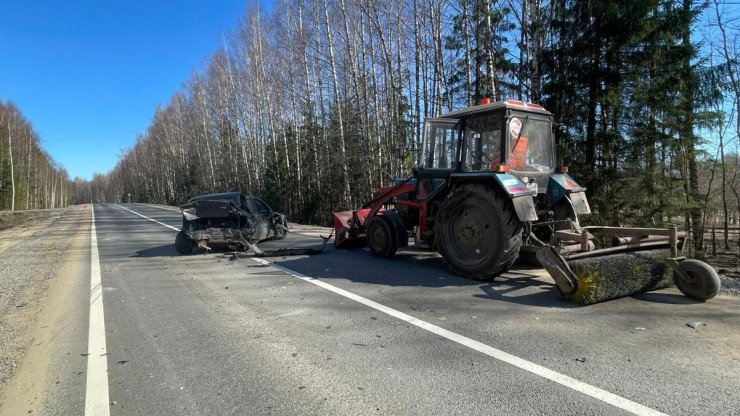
367, 215, 398, 258
437, 184, 522, 280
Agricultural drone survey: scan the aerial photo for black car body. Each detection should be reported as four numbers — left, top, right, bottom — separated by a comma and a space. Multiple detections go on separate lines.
175, 192, 288, 254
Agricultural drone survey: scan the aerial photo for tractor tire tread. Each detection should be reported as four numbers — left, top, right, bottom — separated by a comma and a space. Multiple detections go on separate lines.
436, 183, 522, 281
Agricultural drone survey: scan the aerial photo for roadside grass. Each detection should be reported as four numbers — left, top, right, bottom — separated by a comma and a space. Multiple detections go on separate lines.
0, 212, 41, 232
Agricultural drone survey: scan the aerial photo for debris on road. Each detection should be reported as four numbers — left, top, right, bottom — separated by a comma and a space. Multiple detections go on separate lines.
686, 322, 707, 330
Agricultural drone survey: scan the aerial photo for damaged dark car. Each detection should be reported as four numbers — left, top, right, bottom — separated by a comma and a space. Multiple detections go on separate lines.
175, 192, 288, 254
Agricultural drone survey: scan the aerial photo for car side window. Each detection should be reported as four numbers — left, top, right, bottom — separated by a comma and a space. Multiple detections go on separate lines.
251, 198, 272, 215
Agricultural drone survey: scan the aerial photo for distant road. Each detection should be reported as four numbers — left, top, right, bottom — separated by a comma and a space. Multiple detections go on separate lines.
6, 203, 740, 415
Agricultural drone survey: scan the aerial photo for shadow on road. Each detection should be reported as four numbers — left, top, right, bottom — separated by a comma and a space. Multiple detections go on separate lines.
265, 244, 579, 308
130, 234, 700, 309
473, 274, 579, 309
132, 244, 181, 258
631, 292, 704, 305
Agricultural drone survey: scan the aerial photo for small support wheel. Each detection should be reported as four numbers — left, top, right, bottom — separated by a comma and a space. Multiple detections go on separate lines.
367, 216, 397, 258
673, 259, 721, 301
175, 230, 194, 254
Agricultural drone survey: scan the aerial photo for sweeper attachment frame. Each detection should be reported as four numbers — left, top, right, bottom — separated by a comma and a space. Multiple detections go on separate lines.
332, 100, 721, 305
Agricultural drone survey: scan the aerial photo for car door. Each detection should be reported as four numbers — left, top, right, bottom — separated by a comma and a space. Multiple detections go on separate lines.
245, 196, 272, 241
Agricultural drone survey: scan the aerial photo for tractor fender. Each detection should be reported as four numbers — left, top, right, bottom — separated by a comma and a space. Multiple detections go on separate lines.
448, 172, 538, 222
567, 191, 591, 215
547, 173, 590, 214
511, 195, 538, 222
377, 210, 409, 249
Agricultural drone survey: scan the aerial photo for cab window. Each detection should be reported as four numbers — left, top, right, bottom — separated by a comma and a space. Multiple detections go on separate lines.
463, 114, 502, 171
422, 119, 460, 169
507, 115, 555, 173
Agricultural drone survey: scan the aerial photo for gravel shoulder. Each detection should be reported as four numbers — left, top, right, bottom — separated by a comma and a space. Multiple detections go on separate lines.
0, 206, 90, 414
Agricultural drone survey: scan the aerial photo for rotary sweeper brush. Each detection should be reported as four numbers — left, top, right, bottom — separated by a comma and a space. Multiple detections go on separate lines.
333, 100, 721, 305
536, 226, 720, 305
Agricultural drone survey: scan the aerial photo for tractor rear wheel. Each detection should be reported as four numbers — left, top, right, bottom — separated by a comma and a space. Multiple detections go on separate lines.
367, 215, 398, 258
437, 184, 522, 280
175, 230, 194, 254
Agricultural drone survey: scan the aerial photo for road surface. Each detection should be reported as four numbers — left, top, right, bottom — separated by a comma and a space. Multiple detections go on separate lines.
2, 203, 739, 415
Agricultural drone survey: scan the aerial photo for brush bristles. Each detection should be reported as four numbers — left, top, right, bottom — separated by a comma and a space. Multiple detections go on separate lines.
564, 265, 604, 305
563, 249, 673, 305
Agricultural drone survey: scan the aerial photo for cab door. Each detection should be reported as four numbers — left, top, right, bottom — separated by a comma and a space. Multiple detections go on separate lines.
414, 118, 460, 201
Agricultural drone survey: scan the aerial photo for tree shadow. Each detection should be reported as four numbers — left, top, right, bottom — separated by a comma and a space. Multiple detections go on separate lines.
266, 245, 580, 308
129, 238, 699, 309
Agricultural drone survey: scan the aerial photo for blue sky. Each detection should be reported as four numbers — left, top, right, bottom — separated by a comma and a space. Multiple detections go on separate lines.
0, 0, 261, 180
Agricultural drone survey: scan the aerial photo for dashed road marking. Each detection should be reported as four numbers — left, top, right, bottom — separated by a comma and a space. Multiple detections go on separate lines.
113, 204, 179, 231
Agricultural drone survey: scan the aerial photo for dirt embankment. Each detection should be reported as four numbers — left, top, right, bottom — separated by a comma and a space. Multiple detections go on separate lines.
0, 210, 56, 233
0, 206, 89, 411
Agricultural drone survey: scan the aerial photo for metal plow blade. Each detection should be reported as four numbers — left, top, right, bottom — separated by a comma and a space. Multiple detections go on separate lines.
332, 208, 372, 248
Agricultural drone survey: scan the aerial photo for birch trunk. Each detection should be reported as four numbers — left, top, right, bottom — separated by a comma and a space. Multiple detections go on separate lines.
6, 118, 15, 211
323, 0, 353, 208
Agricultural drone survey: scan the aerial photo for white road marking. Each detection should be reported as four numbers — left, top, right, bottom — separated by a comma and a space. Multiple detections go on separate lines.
85, 206, 110, 416
113, 204, 179, 231
254, 258, 669, 416
113, 202, 668, 415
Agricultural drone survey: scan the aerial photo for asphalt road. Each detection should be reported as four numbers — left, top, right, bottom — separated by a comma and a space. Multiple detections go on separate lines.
33, 203, 740, 415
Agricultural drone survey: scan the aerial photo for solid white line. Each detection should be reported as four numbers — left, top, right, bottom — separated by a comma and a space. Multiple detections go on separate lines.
113, 204, 179, 231
85, 206, 111, 416
111, 202, 667, 415
253, 258, 669, 416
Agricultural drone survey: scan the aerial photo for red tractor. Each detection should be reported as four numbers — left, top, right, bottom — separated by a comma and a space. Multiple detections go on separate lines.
333, 100, 721, 304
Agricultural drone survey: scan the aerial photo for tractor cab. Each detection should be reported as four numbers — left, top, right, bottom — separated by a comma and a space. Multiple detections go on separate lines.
420, 100, 556, 194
